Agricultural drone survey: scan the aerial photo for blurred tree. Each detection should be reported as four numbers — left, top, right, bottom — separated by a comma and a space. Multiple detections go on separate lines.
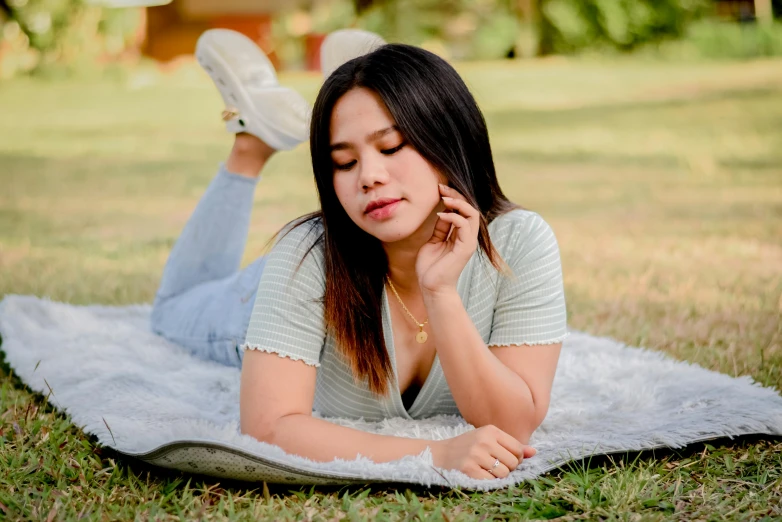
0, 0, 141, 78
537, 0, 711, 54
351, 0, 521, 59
510, 0, 541, 56
349, 0, 712, 57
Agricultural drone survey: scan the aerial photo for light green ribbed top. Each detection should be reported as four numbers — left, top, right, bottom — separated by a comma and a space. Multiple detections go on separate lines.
241, 209, 568, 420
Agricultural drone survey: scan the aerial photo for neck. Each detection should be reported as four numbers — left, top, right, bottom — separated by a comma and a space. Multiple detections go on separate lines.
383, 212, 438, 294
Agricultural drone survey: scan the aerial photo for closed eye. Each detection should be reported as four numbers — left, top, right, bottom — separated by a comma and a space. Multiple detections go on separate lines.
381, 142, 406, 155
333, 142, 406, 171
334, 160, 356, 171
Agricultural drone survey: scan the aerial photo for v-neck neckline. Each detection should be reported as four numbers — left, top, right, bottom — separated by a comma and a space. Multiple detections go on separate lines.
381, 286, 441, 419
379, 252, 476, 419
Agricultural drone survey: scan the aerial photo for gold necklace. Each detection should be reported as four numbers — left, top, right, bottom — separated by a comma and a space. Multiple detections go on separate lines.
386, 278, 429, 344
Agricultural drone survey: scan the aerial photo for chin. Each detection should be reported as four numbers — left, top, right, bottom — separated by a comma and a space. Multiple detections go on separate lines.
365, 219, 429, 244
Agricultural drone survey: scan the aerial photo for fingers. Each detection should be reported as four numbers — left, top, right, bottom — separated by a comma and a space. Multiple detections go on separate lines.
435, 212, 466, 245
491, 442, 521, 471
429, 212, 453, 242
471, 467, 497, 480
474, 432, 526, 480
479, 455, 511, 479
435, 211, 470, 233
495, 429, 526, 459
448, 425, 537, 481
438, 184, 479, 222
441, 196, 479, 221
438, 183, 467, 202
490, 464, 510, 479
479, 440, 522, 480
436, 211, 474, 247
431, 184, 480, 247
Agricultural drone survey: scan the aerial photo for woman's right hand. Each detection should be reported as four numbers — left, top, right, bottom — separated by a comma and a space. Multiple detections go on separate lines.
431, 425, 536, 479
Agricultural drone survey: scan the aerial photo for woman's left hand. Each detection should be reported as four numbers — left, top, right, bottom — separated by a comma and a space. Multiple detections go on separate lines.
416, 184, 480, 294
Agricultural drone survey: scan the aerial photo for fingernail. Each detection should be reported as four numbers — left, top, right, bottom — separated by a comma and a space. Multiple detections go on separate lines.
442, 196, 452, 201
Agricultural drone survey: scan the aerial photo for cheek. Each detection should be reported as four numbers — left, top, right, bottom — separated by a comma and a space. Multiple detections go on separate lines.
332, 177, 348, 207
397, 154, 437, 187
405, 160, 445, 204
333, 176, 360, 217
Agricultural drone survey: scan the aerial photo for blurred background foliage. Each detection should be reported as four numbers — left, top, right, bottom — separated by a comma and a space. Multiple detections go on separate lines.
1, 0, 782, 79
538, 0, 710, 53
0, 0, 143, 78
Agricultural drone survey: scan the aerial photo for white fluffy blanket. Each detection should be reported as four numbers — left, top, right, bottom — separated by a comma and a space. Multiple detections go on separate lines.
1, 294, 781, 490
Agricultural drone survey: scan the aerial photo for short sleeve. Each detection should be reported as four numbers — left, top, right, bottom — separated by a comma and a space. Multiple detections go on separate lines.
488, 213, 569, 347
241, 221, 326, 367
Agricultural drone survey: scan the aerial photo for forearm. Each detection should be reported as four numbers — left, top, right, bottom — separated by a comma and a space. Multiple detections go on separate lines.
258, 414, 436, 463
423, 289, 537, 441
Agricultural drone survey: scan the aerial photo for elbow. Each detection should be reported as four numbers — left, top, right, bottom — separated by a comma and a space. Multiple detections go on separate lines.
490, 400, 550, 444
515, 402, 550, 443
240, 413, 303, 446
240, 417, 276, 444
507, 420, 534, 444
495, 381, 553, 443
508, 413, 538, 445
240, 411, 286, 445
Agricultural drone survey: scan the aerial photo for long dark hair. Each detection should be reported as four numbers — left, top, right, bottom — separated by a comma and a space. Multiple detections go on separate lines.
286, 44, 517, 395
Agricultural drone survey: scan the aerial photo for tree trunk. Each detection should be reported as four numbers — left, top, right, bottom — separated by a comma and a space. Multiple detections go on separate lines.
536, 0, 556, 56
354, 0, 377, 15
755, 0, 773, 24
517, 0, 535, 20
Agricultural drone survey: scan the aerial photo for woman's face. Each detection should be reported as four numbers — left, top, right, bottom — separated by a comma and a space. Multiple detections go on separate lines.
330, 87, 446, 244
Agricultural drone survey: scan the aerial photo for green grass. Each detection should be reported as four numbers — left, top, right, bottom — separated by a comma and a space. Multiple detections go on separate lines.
1, 57, 782, 519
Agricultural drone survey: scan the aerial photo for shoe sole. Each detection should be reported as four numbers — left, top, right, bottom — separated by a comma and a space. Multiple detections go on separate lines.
195, 32, 290, 150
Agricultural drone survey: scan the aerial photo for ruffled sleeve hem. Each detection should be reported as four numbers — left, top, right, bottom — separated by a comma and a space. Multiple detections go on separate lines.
487, 331, 570, 348
240, 343, 321, 367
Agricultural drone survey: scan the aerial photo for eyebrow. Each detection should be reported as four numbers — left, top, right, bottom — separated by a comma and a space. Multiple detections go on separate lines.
330, 125, 399, 151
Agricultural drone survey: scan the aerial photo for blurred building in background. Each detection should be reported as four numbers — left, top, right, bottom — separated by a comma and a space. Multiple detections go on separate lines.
142, 0, 306, 68
716, 0, 770, 20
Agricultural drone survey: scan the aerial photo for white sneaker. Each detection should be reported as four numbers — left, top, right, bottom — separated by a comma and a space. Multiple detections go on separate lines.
320, 29, 386, 80
195, 29, 311, 151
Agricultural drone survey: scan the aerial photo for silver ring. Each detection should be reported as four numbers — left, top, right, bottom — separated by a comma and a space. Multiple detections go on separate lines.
491, 458, 500, 470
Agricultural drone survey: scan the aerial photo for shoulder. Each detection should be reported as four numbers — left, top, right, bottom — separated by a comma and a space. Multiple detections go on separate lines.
272, 216, 325, 258
275, 215, 324, 247
488, 209, 559, 261
265, 216, 326, 279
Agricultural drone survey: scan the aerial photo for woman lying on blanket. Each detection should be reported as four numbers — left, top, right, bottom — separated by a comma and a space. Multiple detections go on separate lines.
150, 29, 568, 480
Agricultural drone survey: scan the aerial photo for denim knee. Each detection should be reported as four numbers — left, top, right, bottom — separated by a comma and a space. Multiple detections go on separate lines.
149, 293, 171, 336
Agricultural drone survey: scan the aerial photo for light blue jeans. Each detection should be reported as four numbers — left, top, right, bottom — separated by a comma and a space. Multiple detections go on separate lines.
150, 164, 267, 368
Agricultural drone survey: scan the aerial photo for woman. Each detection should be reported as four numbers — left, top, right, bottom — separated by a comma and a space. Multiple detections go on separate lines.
151, 29, 568, 480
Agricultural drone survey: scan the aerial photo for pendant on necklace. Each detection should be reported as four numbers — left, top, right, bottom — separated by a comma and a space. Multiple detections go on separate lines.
416, 326, 428, 344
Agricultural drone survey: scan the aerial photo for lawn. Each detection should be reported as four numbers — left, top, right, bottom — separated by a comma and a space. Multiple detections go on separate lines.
1, 57, 781, 519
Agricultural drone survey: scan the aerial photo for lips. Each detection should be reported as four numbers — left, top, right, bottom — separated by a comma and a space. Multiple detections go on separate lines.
364, 198, 402, 214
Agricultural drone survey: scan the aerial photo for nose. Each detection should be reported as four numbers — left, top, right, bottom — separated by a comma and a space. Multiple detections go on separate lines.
358, 153, 390, 190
